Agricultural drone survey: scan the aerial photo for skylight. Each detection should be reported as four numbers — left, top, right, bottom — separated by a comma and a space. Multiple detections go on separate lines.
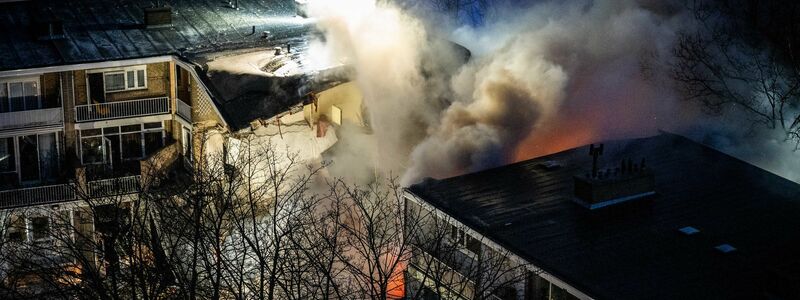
678, 226, 700, 235
715, 244, 737, 253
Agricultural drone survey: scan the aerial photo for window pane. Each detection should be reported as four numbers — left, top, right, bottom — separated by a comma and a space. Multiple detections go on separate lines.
31, 217, 49, 240
104, 73, 125, 92
121, 124, 140, 133
7, 215, 25, 243
144, 122, 162, 129
121, 133, 142, 160
23, 81, 39, 110
81, 128, 102, 137
38, 133, 58, 181
144, 131, 163, 156
127, 71, 135, 89
82, 137, 104, 164
19, 135, 39, 182
103, 126, 120, 135
550, 285, 569, 300
183, 130, 192, 160
0, 83, 8, 112
137, 69, 146, 88
0, 137, 15, 172
9, 82, 24, 111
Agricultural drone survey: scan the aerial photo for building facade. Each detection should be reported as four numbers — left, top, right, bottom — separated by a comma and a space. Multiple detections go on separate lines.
404, 134, 800, 300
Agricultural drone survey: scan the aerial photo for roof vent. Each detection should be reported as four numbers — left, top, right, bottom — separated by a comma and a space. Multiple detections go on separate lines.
573, 144, 655, 209
144, 6, 172, 29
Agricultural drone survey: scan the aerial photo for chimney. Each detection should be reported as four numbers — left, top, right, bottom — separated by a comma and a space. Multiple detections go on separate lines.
573, 155, 655, 210
144, 6, 172, 29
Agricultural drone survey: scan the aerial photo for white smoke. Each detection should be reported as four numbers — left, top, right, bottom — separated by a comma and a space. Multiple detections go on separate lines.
306, 0, 800, 185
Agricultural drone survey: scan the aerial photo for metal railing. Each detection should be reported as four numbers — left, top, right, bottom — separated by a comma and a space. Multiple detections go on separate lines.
0, 184, 76, 209
87, 175, 141, 197
177, 98, 192, 122
75, 96, 170, 122
0, 107, 63, 130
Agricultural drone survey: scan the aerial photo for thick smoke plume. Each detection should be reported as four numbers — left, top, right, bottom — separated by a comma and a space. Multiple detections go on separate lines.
307, 0, 800, 185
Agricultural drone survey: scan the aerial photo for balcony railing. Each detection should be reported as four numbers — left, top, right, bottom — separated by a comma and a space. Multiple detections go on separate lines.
0, 183, 76, 209
177, 98, 192, 122
0, 175, 144, 209
0, 107, 63, 130
75, 96, 170, 122
87, 175, 141, 197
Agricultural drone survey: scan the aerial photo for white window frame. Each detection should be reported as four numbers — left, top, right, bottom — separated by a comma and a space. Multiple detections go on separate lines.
92, 65, 147, 93
0, 76, 42, 111
79, 122, 165, 165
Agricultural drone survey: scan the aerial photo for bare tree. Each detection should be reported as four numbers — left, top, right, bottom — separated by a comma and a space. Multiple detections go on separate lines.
0, 132, 527, 300
673, 0, 800, 145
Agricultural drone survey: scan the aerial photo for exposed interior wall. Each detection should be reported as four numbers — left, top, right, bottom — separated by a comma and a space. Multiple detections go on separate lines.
303, 81, 364, 126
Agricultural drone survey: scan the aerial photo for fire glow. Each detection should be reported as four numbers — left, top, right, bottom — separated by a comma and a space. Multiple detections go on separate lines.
308, 0, 700, 184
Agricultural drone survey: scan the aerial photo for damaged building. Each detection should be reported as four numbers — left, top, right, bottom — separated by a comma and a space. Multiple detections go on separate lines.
0, 0, 363, 282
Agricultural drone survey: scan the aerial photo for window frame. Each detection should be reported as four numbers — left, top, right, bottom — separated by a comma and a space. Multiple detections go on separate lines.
79, 122, 165, 165
98, 65, 148, 93
0, 76, 42, 112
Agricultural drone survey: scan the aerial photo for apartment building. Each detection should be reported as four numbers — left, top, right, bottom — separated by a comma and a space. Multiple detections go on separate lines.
404, 133, 800, 300
0, 0, 315, 268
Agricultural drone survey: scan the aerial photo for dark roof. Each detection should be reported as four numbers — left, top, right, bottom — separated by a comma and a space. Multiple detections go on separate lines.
202, 70, 306, 130
408, 133, 800, 300
194, 61, 352, 131
0, 0, 312, 71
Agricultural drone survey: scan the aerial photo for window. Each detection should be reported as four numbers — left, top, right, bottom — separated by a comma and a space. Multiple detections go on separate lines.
0, 137, 15, 173
80, 123, 164, 165
104, 72, 125, 92
7, 215, 25, 243
102, 66, 147, 93
18, 135, 40, 182
182, 127, 193, 162
450, 224, 481, 254
30, 216, 50, 240
526, 273, 580, 300
0, 79, 40, 112
81, 136, 104, 164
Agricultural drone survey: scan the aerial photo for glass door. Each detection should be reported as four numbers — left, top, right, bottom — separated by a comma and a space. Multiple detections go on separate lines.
37, 133, 59, 182
18, 135, 40, 183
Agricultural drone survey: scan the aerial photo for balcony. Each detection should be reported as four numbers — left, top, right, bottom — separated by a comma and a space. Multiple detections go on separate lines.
177, 98, 192, 122
0, 183, 76, 209
0, 107, 63, 131
75, 96, 170, 122
86, 175, 141, 197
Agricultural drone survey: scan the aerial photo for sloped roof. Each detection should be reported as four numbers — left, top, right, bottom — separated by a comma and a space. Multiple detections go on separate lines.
0, 0, 311, 71
408, 133, 800, 300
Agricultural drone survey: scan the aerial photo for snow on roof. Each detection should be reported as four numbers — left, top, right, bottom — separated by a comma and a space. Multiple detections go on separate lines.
0, 0, 313, 71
